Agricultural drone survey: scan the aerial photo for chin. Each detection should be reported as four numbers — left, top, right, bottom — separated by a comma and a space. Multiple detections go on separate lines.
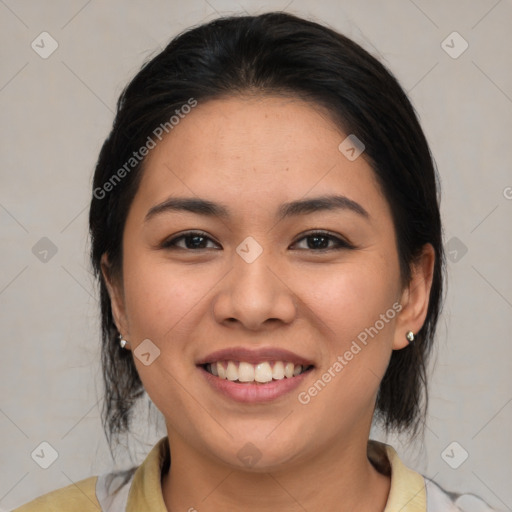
204, 432, 307, 473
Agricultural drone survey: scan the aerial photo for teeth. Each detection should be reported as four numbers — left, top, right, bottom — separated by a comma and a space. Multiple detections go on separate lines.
206, 361, 308, 382
226, 361, 238, 381
238, 362, 255, 382
272, 361, 285, 380
254, 362, 273, 383
217, 362, 226, 379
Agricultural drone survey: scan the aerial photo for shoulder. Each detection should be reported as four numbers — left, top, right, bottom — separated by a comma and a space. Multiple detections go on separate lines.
425, 478, 499, 512
12, 476, 100, 511
425, 479, 462, 511
369, 439, 499, 512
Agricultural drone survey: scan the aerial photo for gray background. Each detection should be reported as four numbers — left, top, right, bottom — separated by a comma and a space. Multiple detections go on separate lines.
1, 0, 511, 510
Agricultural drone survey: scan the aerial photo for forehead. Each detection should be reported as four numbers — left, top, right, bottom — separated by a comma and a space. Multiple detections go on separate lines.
162, 95, 345, 172
132, 95, 390, 224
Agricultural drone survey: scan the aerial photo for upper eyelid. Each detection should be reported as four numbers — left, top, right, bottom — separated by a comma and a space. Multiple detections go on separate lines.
292, 231, 353, 249
163, 230, 352, 249
162, 231, 219, 249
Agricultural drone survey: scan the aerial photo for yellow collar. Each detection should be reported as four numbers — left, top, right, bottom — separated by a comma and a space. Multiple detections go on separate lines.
126, 437, 426, 511
369, 439, 427, 511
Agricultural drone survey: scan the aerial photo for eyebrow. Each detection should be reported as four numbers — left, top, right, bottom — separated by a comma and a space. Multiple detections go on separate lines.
144, 194, 370, 223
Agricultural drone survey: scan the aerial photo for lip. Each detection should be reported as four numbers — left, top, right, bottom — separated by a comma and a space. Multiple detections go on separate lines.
196, 346, 315, 403
198, 364, 314, 403
196, 346, 315, 366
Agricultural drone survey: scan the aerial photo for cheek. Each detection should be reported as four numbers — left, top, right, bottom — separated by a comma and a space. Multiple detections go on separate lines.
292, 265, 398, 419
123, 265, 173, 336
121, 249, 218, 342
299, 261, 399, 344
295, 257, 400, 406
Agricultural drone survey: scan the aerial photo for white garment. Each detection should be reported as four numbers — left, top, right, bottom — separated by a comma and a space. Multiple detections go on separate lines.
425, 478, 497, 512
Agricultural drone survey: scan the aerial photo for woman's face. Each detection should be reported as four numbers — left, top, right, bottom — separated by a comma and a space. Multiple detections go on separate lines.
104, 95, 432, 471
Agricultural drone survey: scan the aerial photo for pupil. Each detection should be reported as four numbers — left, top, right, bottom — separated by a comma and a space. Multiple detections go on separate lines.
188, 235, 206, 248
309, 235, 328, 249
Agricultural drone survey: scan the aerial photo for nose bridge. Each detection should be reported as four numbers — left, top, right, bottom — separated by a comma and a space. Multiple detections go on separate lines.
213, 241, 297, 330
234, 245, 275, 300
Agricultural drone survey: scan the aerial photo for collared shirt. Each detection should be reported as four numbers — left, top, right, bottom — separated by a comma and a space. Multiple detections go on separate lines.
12, 436, 495, 511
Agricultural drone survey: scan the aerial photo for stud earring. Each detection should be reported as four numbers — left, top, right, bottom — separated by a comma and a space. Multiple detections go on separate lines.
406, 331, 415, 343
119, 334, 129, 349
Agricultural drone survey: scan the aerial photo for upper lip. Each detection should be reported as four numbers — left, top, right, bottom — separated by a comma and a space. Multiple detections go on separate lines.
197, 347, 315, 367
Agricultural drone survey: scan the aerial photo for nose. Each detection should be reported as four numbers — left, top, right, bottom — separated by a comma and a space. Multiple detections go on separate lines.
211, 247, 298, 332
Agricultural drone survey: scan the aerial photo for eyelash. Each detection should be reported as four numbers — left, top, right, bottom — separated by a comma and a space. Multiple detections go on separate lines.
161, 230, 355, 252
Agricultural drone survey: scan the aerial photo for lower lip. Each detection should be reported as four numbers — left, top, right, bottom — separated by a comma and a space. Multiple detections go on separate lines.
198, 366, 312, 403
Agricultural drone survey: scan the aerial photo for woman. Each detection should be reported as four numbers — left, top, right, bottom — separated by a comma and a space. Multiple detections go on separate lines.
14, 11, 497, 512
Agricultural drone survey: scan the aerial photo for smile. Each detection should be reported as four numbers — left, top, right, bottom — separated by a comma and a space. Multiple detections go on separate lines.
198, 361, 314, 403
203, 360, 313, 383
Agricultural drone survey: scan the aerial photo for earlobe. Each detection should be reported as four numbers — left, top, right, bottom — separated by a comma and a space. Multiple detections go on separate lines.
393, 243, 436, 350
100, 253, 129, 338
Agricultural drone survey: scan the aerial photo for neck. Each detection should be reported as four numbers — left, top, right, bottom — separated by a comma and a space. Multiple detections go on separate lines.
161, 432, 391, 512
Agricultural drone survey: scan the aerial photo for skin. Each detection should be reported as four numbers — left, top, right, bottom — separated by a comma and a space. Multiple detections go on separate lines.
102, 95, 435, 511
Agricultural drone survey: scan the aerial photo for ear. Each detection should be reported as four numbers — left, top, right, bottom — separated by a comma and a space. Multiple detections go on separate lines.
100, 253, 130, 341
393, 243, 436, 350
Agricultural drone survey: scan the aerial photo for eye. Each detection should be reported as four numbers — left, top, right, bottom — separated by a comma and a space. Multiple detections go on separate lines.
161, 231, 220, 250
291, 231, 354, 251
161, 230, 354, 252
